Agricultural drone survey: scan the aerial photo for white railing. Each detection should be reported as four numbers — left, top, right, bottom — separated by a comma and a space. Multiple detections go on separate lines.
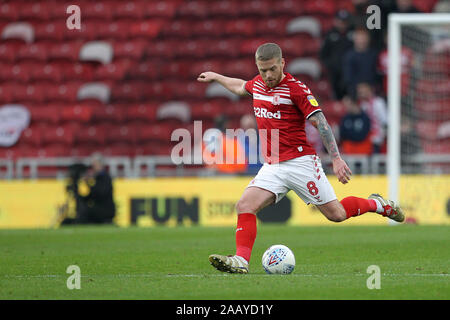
0, 153, 449, 179
1, 153, 448, 179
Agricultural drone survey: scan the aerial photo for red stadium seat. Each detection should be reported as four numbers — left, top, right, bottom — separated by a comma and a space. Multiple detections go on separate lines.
49, 41, 84, 61
111, 81, 146, 101
68, 20, 103, 41
0, 83, 15, 103
171, 82, 206, 99
82, 1, 115, 19
105, 124, 138, 144
97, 20, 130, 40
177, 40, 209, 59
416, 79, 450, 97
30, 63, 65, 82
0, 2, 19, 21
17, 42, 50, 61
240, 38, 278, 56
20, 126, 43, 146
223, 58, 256, 78
113, 1, 146, 19
125, 103, 158, 122
240, 0, 271, 16
28, 104, 61, 124
13, 83, 47, 103
144, 1, 177, 18
304, 0, 337, 16
37, 144, 70, 158
146, 40, 177, 58
226, 19, 257, 36
189, 60, 224, 79
136, 123, 174, 143
46, 82, 81, 102
134, 61, 161, 80
421, 140, 450, 154
209, 0, 239, 17
94, 60, 131, 81
41, 124, 76, 145
142, 82, 171, 100
60, 104, 94, 122
34, 21, 65, 41
69, 144, 98, 157
191, 101, 224, 120
205, 39, 241, 58
193, 19, 226, 37
272, 0, 305, 15
161, 20, 195, 38
20, 2, 52, 20
0, 42, 25, 62
162, 61, 192, 79
129, 20, 164, 38
62, 62, 95, 81
256, 17, 290, 36
76, 124, 108, 145
1, 63, 33, 83
415, 97, 450, 120
101, 143, 135, 157
416, 121, 444, 141
177, 0, 209, 18
92, 104, 126, 123
113, 40, 147, 60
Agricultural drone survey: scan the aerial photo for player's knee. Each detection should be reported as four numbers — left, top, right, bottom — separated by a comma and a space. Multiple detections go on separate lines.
326, 208, 347, 223
235, 199, 257, 214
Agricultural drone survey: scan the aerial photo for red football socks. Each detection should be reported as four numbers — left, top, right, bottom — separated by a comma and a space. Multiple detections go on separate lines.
235, 213, 257, 263
340, 196, 378, 219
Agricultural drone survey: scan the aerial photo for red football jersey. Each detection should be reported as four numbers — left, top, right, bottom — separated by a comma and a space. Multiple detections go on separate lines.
244, 73, 322, 164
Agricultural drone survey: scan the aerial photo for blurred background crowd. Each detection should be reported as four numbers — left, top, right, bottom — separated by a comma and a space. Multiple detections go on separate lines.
0, 0, 448, 177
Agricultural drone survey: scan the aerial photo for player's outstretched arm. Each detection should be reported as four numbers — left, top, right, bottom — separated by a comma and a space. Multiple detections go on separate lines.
308, 111, 352, 184
197, 71, 248, 97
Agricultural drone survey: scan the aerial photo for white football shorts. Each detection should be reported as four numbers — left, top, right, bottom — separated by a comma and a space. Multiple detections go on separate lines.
246, 155, 337, 206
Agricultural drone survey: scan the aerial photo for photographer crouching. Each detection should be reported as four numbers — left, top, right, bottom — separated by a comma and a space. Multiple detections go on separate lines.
61, 153, 116, 225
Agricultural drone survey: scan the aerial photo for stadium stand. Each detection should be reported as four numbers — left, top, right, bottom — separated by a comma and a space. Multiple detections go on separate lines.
0, 0, 445, 178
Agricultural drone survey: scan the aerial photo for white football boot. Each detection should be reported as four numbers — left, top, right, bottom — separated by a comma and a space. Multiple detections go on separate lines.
209, 254, 249, 274
369, 193, 405, 223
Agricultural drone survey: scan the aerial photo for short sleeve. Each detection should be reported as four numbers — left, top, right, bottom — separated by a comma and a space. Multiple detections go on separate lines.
290, 82, 322, 119
244, 76, 259, 96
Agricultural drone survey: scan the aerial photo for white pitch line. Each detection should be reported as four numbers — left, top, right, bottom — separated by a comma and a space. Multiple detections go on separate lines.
2, 273, 448, 279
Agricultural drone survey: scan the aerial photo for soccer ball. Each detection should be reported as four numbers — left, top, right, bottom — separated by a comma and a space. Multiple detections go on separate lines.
262, 244, 295, 274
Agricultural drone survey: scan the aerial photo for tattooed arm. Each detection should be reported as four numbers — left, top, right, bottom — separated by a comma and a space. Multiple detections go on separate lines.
308, 111, 352, 184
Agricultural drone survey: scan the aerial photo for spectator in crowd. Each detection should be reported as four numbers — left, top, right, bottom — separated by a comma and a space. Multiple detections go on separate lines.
238, 114, 263, 175
434, 0, 450, 13
320, 9, 354, 100
377, 32, 413, 98
350, 0, 384, 50
400, 115, 421, 161
392, 0, 421, 13
203, 114, 247, 175
61, 153, 116, 225
339, 96, 372, 155
343, 27, 380, 98
356, 82, 388, 153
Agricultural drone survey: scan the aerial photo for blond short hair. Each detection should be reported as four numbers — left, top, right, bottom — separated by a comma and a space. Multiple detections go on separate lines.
255, 43, 282, 62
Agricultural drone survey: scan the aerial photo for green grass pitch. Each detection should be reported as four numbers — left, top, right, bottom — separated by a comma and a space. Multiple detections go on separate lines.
0, 225, 448, 300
